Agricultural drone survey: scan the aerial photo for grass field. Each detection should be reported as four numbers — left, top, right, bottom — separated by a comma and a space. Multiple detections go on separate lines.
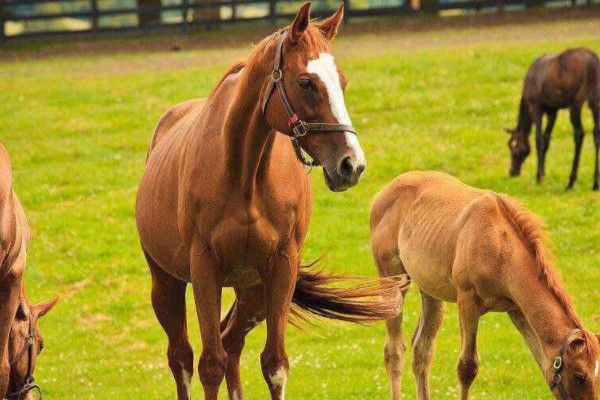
2, 11, 600, 400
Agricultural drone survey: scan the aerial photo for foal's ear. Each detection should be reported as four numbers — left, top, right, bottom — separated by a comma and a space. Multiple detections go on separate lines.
290, 2, 311, 44
318, 3, 344, 41
32, 296, 59, 319
503, 127, 514, 135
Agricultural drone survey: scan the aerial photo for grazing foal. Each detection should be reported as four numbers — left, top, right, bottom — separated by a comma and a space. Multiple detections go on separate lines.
506, 47, 600, 189
371, 171, 600, 400
0, 142, 58, 400
137, 4, 403, 400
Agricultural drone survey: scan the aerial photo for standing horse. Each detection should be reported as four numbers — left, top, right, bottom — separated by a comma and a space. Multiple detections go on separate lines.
136, 4, 404, 400
0, 142, 59, 400
371, 171, 600, 400
505, 47, 600, 190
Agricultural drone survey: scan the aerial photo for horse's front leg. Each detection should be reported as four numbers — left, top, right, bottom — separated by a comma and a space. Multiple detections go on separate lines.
0, 267, 23, 397
530, 107, 544, 183
456, 294, 483, 400
190, 243, 227, 400
260, 249, 298, 400
568, 105, 585, 189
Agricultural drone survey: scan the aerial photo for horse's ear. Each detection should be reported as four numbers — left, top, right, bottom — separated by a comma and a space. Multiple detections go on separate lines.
504, 127, 514, 135
290, 2, 311, 44
566, 335, 587, 355
318, 3, 344, 41
15, 299, 27, 320
32, 296, 59, 319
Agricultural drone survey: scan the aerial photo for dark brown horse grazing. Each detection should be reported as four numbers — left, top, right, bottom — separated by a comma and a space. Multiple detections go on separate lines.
136, 4, 404, 400
506, 47, 600, 190
372, 171, 600, 400
0, 142, 59, 400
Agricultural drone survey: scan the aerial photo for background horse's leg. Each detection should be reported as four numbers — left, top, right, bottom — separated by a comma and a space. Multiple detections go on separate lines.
530, 106, 544, 183
145, 251, 193, 400
508, 310, 543, 369
221, 285, 266, 400
190, 245, 227, 400
589, 98, 600, 190
542, 109, 557, 165
372, 242, 410, 400
456, 294, 482, 400
0, 267, 23, 397
260, 250, 298, 400
568, 104, 585, 189
411, 291, 446, 400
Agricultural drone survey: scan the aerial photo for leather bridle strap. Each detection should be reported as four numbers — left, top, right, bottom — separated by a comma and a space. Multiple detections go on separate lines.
261, 30, 357, 167
550, 328, 582, 400
5, 316, 42, 400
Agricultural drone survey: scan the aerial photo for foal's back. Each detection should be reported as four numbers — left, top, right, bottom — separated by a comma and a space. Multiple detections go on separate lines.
371, 171, 515, 303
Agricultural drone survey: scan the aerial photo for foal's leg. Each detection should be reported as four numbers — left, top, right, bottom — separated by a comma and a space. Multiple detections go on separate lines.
508, 310, 543, 369
456, 294, 483, 400
543, 109, 557, 159
146, 251, 194, 400
190, 244, 227, 400
589, 99, 600, 190
568, 104, 585, 189
221, 285, 266, 400
530, 106, 544, 183
372, 241, 410, 400
261, 250, 298, 400
411, 291, 446, 400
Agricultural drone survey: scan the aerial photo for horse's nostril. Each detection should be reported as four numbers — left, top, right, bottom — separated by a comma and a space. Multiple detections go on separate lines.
340, 157, 354, 177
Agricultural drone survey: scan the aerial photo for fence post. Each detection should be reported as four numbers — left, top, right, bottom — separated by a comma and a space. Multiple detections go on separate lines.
231, 0, 237, 21
182, 0, 189, 34
344, 0, 350, 23
90, 0, 99, 37
269, 0, 275, 25
0, 0, 5, 44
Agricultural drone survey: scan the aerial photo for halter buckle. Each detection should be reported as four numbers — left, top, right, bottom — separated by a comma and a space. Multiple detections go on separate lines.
272, 69, 283, 82
554, 356, 563, 371
292, 122, 308, 138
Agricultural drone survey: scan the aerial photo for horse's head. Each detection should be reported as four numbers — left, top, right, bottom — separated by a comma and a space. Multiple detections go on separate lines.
548, 330, 599, 400
263, 2, 366, 192
7, 296, 58, 400
505, 127, 530, 177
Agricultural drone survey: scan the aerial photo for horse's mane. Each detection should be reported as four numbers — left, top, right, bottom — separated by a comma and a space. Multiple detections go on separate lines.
494, 195, 580, 326
208, 61, 246, 98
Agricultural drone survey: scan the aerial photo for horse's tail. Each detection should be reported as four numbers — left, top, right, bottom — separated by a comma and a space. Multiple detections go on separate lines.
291, 262, 409, 324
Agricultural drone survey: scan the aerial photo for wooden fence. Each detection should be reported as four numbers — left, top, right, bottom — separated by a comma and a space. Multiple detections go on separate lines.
0, 0, 595, 41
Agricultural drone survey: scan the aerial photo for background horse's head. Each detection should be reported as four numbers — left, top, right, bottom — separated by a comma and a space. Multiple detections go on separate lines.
548, 330, 600, 400
505, 127, 531, 176
7, 295, 58, 400
264, 2, 366, 192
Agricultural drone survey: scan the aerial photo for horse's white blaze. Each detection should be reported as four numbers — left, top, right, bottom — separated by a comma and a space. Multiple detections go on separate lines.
268, 367, 288, 399
306, 53, 366, 165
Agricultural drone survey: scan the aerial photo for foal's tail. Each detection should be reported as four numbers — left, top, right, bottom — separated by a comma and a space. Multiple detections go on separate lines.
291, 262, 409, 324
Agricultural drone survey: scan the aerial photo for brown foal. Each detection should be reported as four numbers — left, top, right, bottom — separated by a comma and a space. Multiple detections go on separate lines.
0, 142, 58, 400
371, 171, 600, 400
506, 47, 600, 190
136, 4, 403, 400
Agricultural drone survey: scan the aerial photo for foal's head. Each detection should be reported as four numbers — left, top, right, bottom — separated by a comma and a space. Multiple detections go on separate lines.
549, 331, 600, 400
263, 2, 366, 192
505, 127, 531, 176
7, 296, 58, 399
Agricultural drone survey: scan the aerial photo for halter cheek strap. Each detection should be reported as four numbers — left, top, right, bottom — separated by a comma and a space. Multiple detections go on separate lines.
550, 328, 582, 400
6, 316, 42, 400
261, 30, 357, 167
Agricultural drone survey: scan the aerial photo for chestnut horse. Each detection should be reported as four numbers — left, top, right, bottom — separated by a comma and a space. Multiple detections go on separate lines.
0, 142, 59, 400
371, 171, 600, 400
136, 4, 404, 400
506, 47, 600, 190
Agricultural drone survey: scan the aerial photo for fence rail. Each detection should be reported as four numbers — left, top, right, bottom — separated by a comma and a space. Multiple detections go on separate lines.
0, 0, 595, 41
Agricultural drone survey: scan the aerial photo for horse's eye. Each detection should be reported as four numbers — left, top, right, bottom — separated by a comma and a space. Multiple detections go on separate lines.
298, 79, 315, 91
573, 373, 586, 383
510, 139, 518, 149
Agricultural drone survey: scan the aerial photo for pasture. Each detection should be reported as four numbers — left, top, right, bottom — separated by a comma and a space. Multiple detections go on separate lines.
2, 11, 600, 399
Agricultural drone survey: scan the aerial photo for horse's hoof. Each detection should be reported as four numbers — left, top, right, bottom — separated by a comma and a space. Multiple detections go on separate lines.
566, 184, 574, 191
593, 184, 599, 191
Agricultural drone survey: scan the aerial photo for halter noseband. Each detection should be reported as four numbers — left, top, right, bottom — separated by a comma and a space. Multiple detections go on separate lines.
550, 328, 582, 400
5, 316, 42, 400
261, 30, 357, 167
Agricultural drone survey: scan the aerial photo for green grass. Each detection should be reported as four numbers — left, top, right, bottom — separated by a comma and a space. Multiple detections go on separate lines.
1, 14, 600, 400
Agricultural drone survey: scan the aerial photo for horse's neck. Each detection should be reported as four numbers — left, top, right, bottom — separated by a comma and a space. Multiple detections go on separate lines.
221, 60, 276, 199
516, 96, 532, 134
508, 256, 579, 373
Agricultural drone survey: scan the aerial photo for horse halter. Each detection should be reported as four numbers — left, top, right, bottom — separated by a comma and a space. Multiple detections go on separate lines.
5, 316, 42, 400
550, 328, 582, 400
261, 30, 357, 167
